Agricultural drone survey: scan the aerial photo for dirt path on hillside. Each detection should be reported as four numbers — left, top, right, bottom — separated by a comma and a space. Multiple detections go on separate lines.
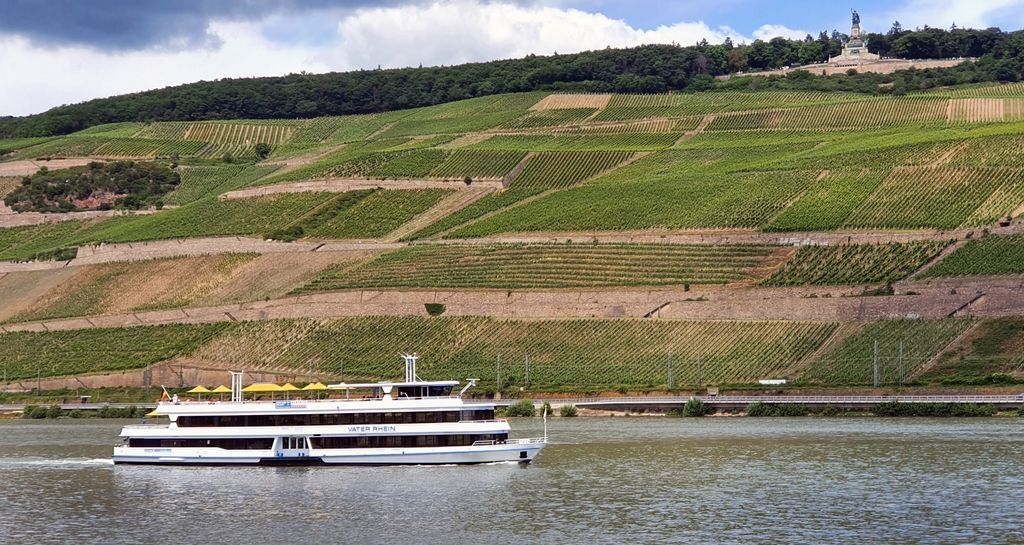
0, 158, 97, 176
0, 208, 162, 228
447, 222, 1024, 246
220, 178, 504, 200
384, 188, 495, 242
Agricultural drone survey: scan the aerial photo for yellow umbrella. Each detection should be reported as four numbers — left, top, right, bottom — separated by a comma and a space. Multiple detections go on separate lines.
281, 383, 299, 400
187, 385, 210, 401
302, 382, 327, 400
144, 409, 163, 418
241, 383, 284, 400
211, 385, 232, 401
241, 383, 285, 392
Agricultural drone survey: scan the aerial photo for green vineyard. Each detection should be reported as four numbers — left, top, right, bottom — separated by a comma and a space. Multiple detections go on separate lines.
763, 241, 949, 286
187, 317, 840, 390
296, 243, 776, 291
924, 234, 1024, 277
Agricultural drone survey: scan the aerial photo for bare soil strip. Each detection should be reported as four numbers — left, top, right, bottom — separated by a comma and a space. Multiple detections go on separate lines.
909, 321, 983, 380
384, 188, 495, 242
4, 280, 1024, 335
0, 158, 97, 176
0, 208, 162, 228
220, 178, 504, 200
900, 240, 968, 283
530, 94, 612, 110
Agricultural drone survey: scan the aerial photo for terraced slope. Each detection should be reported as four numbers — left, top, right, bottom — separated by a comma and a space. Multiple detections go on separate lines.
764, 241, 949, 286
296, 243, 777, 291
185, 317, 840, 389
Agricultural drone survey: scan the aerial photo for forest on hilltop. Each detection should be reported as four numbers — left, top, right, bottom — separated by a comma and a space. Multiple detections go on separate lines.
1, 27, 1023, 139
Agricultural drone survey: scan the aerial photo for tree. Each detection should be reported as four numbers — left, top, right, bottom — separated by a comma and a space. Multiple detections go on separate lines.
799, 41, 825, 64
889, 21, 904, 35
254, 142, 271, 160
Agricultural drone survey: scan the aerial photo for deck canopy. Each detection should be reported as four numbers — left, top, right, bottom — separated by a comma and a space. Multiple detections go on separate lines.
241, 383, 285, 393
302, 382, 328, 390
187, 386, 211, 394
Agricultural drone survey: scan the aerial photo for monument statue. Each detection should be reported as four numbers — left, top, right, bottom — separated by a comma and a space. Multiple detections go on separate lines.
831, 8, 879, 64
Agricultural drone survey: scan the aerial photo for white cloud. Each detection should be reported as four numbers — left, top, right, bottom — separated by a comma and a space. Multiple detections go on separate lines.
882, 0, 1024, 30
0, 0, 823, 117
752, 24, 809, 41
327, 1, 747, 69
0, 22, 330, 117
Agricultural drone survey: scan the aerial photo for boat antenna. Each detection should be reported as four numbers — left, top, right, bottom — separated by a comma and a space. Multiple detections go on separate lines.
543, 405, 548, 443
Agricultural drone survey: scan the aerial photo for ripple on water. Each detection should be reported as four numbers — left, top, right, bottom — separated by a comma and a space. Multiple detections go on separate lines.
0, 417, 1022, 545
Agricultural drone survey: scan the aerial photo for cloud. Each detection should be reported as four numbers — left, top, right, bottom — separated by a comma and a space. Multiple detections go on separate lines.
752, 24, 809, 41
327, 1, 747, 69
0, 0, 831, 116
881, 0, 1024, 30
0, 22, 330, 116
0, 0, 392, 51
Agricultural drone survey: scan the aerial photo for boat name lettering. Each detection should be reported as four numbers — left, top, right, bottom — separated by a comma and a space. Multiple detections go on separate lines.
348, 425, 398, 433
274, 401, 307, 409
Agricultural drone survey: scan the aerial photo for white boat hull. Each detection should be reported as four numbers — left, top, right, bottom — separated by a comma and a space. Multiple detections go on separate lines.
113, 441, 545, 466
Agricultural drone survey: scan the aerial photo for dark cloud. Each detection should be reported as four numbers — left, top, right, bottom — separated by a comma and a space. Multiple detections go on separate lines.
0, 0, 400, 50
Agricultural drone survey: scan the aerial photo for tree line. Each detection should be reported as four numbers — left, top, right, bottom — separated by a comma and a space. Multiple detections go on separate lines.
1, 26, 1022, 138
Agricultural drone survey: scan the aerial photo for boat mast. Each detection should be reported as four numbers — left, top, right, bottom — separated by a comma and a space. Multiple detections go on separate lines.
401, 353, 420, 382
229, 370, 244, 402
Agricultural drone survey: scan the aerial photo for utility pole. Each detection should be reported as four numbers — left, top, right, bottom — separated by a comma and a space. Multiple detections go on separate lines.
2, 368, 6, 393
697, 353, 703, 387
339, 359, 344, 382
898, 339, 905, 387
37, 366, 41, 393
524, 353, 530, 389
496, 355, 502, 392
668, 352, 675, 390
873, 340, 879, 388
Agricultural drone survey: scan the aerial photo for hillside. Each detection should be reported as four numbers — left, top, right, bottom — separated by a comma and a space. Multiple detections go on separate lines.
2, 26, 1023, 138
1, 84, 1024, 394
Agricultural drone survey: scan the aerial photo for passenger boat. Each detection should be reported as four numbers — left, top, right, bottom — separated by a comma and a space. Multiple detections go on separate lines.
113, 354, 547, 465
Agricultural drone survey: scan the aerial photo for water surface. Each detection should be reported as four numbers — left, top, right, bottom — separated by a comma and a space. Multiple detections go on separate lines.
1, 417, 1021, 544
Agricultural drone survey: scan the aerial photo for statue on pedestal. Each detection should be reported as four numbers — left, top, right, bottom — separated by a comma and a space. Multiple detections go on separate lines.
852, 9, 860, 26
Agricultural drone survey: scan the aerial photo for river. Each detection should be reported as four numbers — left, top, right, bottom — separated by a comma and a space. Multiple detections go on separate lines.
0, 417, 1021, 545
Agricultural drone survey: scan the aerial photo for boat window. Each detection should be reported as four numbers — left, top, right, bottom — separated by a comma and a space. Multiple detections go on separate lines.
127, 438, 273, 449
175, 409, 495, 427
308, 433, 508, 449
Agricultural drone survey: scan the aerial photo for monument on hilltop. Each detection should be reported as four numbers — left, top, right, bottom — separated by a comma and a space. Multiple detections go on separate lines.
830, 9, 880, 64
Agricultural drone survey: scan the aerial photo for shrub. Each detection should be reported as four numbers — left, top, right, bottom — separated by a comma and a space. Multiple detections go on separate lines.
505, 399, 536, 417
745, 401, 771, 417
21, 405, 40, 419
265, 225, 305, 242
540, 400, 553, 416
424, 303, 446, 316
818, 405, 840, 417
872, 401, 997, 417
682, 398, 707, 417
745, 402, 810, 417
560, 404, 578, 417
45, 404, 63, 418
68, 409, 83, 419
254, 142, 271, 160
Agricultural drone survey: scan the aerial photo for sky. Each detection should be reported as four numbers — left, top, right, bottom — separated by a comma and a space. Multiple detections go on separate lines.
1, 0, 1022, 117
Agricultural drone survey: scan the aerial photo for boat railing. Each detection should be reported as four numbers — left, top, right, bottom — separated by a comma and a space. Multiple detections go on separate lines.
506, 437, 547, 445
472, 437, 547, 446
458, 419, 507, 424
